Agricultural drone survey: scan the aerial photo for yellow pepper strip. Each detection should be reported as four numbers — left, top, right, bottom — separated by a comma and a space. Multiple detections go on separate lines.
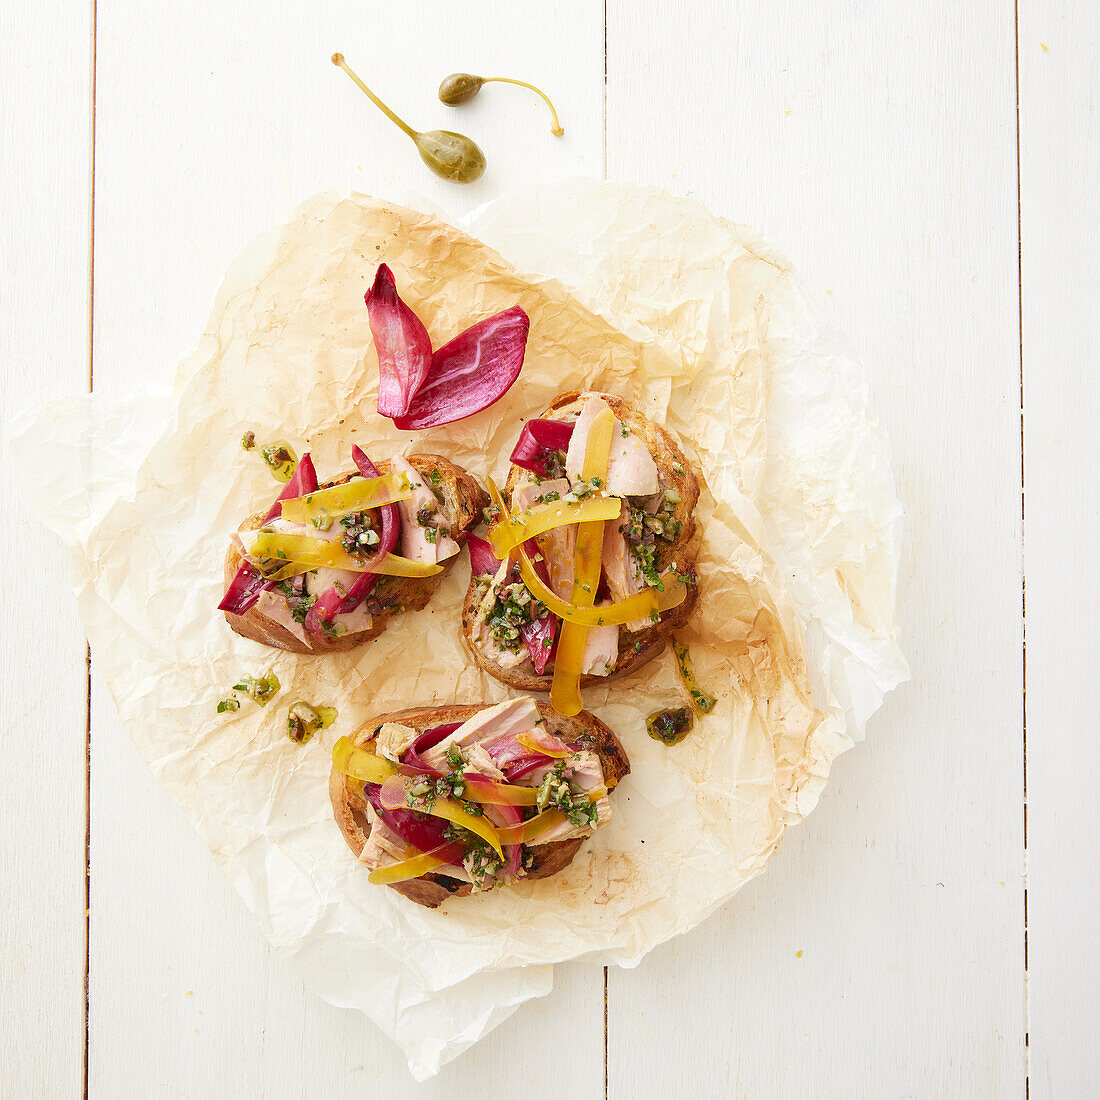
332, 737, 400, 785
368, 845, 452, 885
551, 407, 616, 715
487, 495, 621, 557
460, 774, 539, 806
380, 776, 504, 858
242, 531, 443, 579
516, 730, 570, 758
516, 540, 688, 627
279, 471, 412, 525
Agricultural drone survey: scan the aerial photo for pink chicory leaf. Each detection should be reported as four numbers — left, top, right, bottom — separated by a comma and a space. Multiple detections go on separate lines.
366, 264, 433, 418
392, 306, 529, 430
466, 533, 502, 577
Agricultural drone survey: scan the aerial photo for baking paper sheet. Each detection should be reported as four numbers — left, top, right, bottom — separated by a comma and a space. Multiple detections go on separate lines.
12, 181, 908, 1079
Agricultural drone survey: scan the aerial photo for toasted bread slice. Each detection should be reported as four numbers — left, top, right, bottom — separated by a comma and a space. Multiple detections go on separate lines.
462, 391, 700, 690
224, 454, 487, 654
330, 702, 630, 908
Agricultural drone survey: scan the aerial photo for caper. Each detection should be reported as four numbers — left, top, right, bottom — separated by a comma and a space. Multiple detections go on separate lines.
438, 72, 484, 106
332, 53, 486, 183
438, 72, 564, 137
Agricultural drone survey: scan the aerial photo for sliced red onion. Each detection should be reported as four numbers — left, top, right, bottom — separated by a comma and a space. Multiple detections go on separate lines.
509, 418, 574, 477
304, 446, 401, 639
366, 264, 433, 418
218, 453, 319, 615
466, 533, 502, 577
402, 722, 463, 775
363, 782, 464, 862
392, 307, 529, 430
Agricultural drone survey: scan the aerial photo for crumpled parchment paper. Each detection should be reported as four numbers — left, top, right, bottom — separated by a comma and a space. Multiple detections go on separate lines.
12, 181, 908, 1079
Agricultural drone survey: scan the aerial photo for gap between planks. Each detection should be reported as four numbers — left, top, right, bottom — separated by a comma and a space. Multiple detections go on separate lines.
1013, 0, 1031, 1094
84, 2, 98, 1097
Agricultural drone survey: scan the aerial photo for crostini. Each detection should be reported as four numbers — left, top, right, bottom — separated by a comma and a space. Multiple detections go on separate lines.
220, 447, 487, 654
329, 697, 629, 908
462, 391, 700, 714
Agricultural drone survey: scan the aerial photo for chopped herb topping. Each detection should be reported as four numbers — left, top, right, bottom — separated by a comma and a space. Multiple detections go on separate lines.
241, 431, 256, 451
339, 511, 379, 555
486, 576, 548, 651
217, 696, 240, 714
535, 760, 599, 827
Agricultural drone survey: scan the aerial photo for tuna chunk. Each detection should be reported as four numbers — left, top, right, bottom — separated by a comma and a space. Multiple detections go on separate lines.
374, 721, 418, 762
565, 396, 658, 497
422, 697, 542, 771
357, 805, 407, 870
392, 455, 460, 564
580, 618, 619, 676
601, 520, 650, 633
512, 478, 576, 600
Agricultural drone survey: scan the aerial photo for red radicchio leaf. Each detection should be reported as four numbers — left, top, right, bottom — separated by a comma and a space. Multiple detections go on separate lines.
401, 722, 463, 775
366, 264, 433, 418
363, 783, 464, 862
466, 533, 502, 577
509, 418, 574, 477
304, 446, 402, 639
218, 453, 319, 615
392, 307, 530, 430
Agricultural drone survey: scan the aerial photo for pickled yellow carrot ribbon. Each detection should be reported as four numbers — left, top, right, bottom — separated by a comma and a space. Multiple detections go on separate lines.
279, 471, 411, 524
332, 737, 400, 784
242, 531, 442, 579
487, 495, 620, 557
551, 407, 615, 716
367, 845, 451, 885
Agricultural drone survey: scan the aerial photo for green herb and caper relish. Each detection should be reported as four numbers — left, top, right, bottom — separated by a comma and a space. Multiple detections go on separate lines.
339, 510, 380, 555
232, 670, 281, 706
259, 440, 297, 483
286, 701, 337, 744
486, 577, 548, 651
535, 760, 599, 827
673, 642, 717, 715
619, 490, 683, 590
646, 706, 693, 746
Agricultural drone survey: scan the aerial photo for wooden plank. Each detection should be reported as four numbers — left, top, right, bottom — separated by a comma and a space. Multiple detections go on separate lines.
604, 2, 1025, 1095
0, 3, 93, 1095
87, 2, 607, 1092
1018, 4, 1100, 1096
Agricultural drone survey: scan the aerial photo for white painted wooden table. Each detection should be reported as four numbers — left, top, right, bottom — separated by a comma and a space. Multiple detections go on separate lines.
2, 1, 1095, 1095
